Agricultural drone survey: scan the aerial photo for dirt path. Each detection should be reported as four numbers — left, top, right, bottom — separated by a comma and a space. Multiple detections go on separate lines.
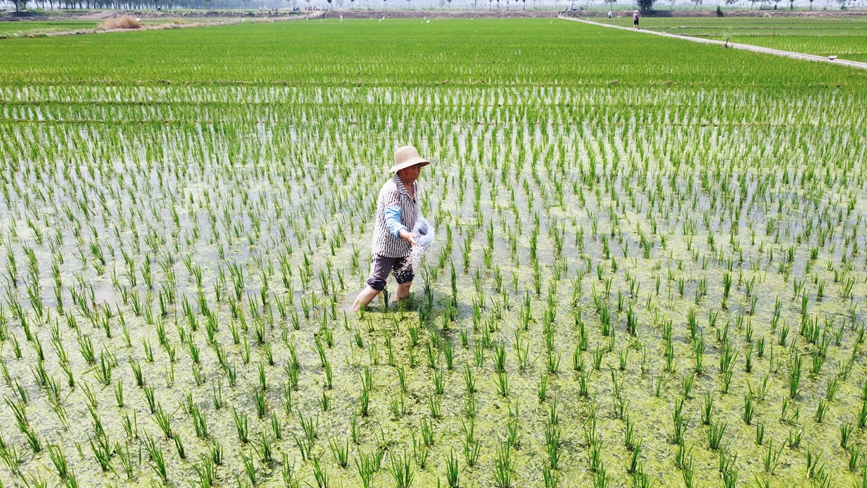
559, 15, 867, 71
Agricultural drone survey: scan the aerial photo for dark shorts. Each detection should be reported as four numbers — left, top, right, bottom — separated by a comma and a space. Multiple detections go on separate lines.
366, 254, 414, 291
634, 19, 639, 26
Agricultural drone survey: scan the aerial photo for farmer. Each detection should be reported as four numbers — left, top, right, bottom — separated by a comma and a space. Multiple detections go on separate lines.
352, 145, 430, 312
633, 10, 639, 28
608, 10, 612, 18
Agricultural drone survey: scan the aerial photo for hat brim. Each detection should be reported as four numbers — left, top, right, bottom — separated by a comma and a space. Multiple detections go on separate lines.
389, 156, 430, 173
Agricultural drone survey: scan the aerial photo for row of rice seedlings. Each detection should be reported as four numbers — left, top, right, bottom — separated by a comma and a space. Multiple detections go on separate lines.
0, 62, 865, 486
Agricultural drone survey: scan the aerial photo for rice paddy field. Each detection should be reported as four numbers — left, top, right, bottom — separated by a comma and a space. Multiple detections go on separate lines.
598, 16, 867, 62
1, 17, 867, 487
0, 20, 99, 37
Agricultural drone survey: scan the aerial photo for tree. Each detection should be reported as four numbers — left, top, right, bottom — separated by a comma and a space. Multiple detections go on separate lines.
11, 0, 31, 11
637, 0, 655, 9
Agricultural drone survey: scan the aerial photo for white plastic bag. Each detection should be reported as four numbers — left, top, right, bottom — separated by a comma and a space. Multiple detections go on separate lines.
396, 214, 434, 275
412, 214, 435, 250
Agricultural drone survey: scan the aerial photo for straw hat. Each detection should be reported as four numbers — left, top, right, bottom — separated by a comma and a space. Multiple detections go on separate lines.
389, 145, 430, 173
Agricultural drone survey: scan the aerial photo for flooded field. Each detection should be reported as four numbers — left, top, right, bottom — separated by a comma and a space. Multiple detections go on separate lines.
0, 18, 866, 487
596, 16, 867, 62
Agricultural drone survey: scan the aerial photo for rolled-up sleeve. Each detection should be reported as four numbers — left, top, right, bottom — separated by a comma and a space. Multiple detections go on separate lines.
385, 206, 406, 237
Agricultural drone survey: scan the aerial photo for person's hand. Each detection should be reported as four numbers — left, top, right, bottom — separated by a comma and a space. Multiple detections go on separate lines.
399, 229, 420, 247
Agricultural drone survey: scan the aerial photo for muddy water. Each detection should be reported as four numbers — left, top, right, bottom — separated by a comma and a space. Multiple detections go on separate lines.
0, 84, 865, 488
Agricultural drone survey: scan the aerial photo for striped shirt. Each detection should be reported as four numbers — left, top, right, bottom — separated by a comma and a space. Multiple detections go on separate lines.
371, 174, 419, 258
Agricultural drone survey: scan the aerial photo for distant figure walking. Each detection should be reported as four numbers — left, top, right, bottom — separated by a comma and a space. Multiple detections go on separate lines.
633, 10, 639, 28
608, 10, 612, 18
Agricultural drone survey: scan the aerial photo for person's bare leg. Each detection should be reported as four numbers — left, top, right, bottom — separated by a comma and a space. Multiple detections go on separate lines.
352, 286, 381, 312
395, 281, 412, 301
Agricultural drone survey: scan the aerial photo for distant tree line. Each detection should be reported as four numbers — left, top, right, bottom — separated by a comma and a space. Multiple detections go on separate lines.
7, 0, 854, 12
7, 0, 300, 10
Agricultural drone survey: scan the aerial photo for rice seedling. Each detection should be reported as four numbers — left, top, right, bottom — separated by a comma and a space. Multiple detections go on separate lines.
493, 441, 513, 488
241, 450, 258, 485
192, 454, 217, 488
841, 422, 854, 449
682, 373, 695, 399
496, 371, 510, 398
815, 398, 828, 423
763, 439, 784, 474
858, 400, 867, 429
429, 393, 442, 419
851, 445, 863, 472
153, 403, 174, 439
787, 428, 803, 449
48, 444, 69, 480
0, 443, 22, 476
233, 407, 249, 444
789, 354, 803, 399
209, 440, 224, 467
718, 447, 739, 487
355, 449, 377, 488
743, 393, 755, 425
116, 442, 135, 480
755, 420, 766, 446
538, 373, 548, 403
671, 397, 688, 445
701, 392, 714, 426
359, 386, 370, 418
445, 448, 459, 488
143, 434, 168, 483
675, 442, 692, 471
707, 418, 726, 451
682, 451, 696, 488
389, 451, 414, 488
